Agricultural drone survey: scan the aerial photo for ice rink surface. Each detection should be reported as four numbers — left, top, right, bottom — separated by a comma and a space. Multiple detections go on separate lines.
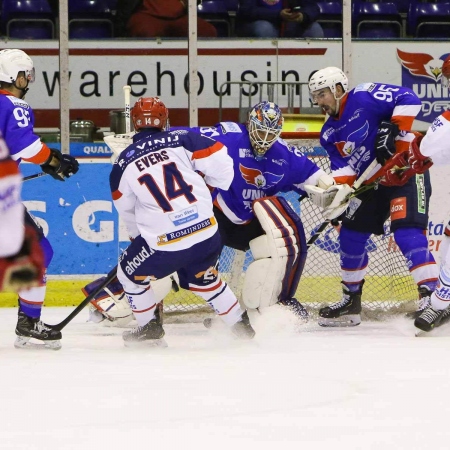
1, 306, 450, 450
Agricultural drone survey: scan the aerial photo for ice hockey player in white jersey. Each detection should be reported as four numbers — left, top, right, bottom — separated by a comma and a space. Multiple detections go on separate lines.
407, 55, 450, 332
110, 97, 255, 345
0, 132, 44, 293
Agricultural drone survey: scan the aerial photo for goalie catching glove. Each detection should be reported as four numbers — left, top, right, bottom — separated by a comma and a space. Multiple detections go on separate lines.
40, 148, 79, 181
303, 172, 353, 220
0, 225, 45, 292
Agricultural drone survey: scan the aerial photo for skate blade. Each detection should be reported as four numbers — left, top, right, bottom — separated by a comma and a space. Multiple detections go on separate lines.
14, 336, 62, 351
415, 324, 447, 337
123, 338, 168, 349
318, 314, 361, 327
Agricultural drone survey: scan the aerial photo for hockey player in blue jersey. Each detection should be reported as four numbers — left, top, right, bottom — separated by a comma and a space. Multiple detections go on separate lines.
0, 49, 79, 349
308, 66, 438, 327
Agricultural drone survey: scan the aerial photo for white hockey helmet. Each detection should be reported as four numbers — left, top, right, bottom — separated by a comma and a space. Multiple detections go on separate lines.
308, 66, 348, 103
0, 49, 35, 84
247, 101, 284, 160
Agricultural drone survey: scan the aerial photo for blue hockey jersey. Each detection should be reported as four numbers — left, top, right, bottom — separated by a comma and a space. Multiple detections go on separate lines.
0, 90, 49, 164
182, 122, 322, 224
319, 82, 421, 185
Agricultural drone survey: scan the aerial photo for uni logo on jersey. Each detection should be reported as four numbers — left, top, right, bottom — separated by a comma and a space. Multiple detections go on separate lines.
335, 121, 369, 157
239, 163, 284, 188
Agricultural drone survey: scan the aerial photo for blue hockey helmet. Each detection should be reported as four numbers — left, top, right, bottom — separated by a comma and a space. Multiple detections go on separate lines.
247, 101, 283, 160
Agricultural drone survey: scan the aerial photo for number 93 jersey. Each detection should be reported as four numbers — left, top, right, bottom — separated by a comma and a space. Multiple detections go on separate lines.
110, 129, 233, 252
0, 92, 41, 162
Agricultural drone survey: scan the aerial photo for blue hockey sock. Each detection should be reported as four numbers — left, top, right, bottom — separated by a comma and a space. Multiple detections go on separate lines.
340, 227, 371, 292
394, 227, 438, 291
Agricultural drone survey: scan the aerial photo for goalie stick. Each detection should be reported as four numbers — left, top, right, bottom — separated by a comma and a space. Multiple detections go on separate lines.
123, 85, 131, 134
49, 266, 117, 331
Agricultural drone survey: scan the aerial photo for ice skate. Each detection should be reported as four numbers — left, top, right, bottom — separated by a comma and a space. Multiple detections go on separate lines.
406, 285, 432, 319
414, 305, 450, 333
318, 283, 362, 327
278, 298, 309, 322
14, 311, 62, 350
231, 311, 256, 339
122, 318, 167, 348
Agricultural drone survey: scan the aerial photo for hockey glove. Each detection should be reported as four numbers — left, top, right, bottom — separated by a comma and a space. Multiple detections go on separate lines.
304, 184, 340, 209
322, 184, 354, 220
380, 151, 414, 187
0, 225, 45, 292
408, 135, 433, 174
41, 148, 80, 181
375, 121, 400, 166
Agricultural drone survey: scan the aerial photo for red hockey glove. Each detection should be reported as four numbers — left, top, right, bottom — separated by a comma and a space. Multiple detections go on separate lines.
0, 226, 45, 292
408, 135, 433, 174
380, 151, 415, 187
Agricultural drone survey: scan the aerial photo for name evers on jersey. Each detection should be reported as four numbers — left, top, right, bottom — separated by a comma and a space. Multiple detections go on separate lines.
135, 150, 169, 171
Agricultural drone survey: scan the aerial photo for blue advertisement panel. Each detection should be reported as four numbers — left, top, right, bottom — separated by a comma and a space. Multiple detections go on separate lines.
21, 160, 122, 275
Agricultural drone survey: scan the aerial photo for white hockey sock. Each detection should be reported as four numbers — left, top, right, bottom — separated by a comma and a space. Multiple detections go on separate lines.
124, 287, 157, 326
194, 283, 243, 326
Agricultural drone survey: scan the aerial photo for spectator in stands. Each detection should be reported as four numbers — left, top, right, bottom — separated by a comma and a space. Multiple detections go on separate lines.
114, 0, 217, 38
236, 0, 324, 38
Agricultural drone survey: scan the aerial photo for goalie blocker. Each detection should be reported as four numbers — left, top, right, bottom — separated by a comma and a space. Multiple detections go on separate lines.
242, 196, 308, 311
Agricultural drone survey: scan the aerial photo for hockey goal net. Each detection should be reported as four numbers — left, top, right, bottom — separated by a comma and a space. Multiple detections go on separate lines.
163, 132, 418, 319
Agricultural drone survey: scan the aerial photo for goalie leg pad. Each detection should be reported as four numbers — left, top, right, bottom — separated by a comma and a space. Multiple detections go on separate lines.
242, 196, 307, 309
84, 275, 134, 327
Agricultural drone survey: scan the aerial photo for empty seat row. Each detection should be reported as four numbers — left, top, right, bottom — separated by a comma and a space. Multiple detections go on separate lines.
0, 0, 115, 39
317, 1, 450, 38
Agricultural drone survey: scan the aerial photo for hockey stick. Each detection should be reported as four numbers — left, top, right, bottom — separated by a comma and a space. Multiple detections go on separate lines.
49, 266, 117, 331
23, 172, 48, 182
123, 85, 131, 134
306, 159, 381, 247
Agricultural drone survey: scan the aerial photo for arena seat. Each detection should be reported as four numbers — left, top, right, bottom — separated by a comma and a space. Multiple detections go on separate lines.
197, 0, 231, 37
69, 0, 114, 39
408, 2, 450, 38
317, 2, 342, 38
353, 2, 402, 38
1, 0, 55, 39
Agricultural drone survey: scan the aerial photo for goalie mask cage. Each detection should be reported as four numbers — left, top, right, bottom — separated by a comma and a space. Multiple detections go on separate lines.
163, 132, 418, 320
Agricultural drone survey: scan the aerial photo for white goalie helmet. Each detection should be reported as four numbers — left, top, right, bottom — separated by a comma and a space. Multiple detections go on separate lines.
0, 49, 35, 84
247, 101, 284, 160
308, 66, 348, 103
